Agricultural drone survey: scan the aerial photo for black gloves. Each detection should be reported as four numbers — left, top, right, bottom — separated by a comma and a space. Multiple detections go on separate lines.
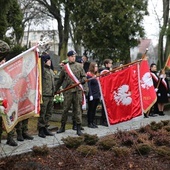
80, 79, 86, 85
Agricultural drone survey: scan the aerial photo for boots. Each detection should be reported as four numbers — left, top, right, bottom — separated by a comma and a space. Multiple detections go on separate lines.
16, 131, 24, 141
57, 123, 65, 133
44, 127, 54, 136
6, 137, 18, 146
38, 127, 46, 138
72, 121, 84, 130
159, 111, 165, 116
77, 124, 83, 136
72, 121, 77, 130
22, 132, 34, 140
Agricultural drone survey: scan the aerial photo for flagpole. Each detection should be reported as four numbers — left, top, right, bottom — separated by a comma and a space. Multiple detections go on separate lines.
156, 54, 170, 88
56, 58, 143, 94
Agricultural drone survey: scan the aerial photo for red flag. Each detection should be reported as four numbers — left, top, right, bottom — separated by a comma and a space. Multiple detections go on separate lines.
99, 63, 142, 125
0, 46, 40, 132
166, 55, 170, 69
140, 60, 157, 112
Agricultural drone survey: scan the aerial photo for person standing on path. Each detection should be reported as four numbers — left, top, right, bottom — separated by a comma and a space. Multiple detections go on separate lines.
55, 50, 88, 136
37, 54, 55, 138
87, 62, 100, 128
99, 59, 113, 126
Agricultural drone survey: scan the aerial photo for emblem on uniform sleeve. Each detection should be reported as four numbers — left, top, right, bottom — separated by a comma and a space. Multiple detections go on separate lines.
113, 85, 132, 106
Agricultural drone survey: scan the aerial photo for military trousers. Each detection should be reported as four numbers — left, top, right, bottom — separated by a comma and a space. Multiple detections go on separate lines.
15, 119, 29, 134
0, 116, 15, 139
38, 96, 54, 129
62, 91, 82, 124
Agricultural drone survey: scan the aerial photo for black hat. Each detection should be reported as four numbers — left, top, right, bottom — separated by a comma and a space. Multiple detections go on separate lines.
42, 54, 51, 63
67, 50, 76, 57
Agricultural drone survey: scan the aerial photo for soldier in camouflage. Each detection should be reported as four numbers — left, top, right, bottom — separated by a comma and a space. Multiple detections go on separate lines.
0, 40, 18, 146
37, 54, 55, 138
56, 50, 88, 136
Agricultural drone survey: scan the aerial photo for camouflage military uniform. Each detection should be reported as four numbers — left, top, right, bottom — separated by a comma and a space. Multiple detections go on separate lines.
56, 62, 88, 127
0, 40, 17, 146
38, 65, 55, 129
15, 119, 29, 135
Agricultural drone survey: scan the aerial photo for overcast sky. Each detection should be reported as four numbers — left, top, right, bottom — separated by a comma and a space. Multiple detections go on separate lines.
143, 0, 163, 45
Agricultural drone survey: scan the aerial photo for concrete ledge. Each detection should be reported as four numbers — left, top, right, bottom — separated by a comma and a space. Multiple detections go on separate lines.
50, 109, 102, 126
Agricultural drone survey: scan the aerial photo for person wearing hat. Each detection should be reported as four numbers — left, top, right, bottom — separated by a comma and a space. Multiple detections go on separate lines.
37, 54, 55, 138
55, 50, 88, 136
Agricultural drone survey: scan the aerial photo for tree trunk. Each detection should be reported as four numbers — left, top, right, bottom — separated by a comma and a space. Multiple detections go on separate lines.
158, 0, 169, 68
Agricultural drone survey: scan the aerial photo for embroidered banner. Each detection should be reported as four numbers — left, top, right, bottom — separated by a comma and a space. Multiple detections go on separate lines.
99, 63, 142, 126
139, 60, 157, 112
0, 46, 40, 132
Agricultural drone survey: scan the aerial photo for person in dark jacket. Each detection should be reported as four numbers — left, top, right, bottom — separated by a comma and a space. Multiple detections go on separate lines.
37, 54, 55, 138
156, 69, 170, 116
82, 55, 90, 73
87, 62, 100, 128
99, 59, 113, 126
149, 63, 159, 117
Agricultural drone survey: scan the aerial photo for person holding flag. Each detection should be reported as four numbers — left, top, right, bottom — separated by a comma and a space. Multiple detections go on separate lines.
0, 40, 17, 146
149, 63, 159, 117
99, 59, 113, 126
156, 69, 170, 116
37, 53, 55, 138
55, 50, 88, 136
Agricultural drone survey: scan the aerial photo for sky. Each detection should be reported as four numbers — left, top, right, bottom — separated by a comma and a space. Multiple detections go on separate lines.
22, 0, 163, 47
143, 0, 163, 46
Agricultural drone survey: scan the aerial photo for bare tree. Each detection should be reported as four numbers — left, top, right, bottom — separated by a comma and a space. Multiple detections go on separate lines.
18, 0, 49, 47
33, 0, 73, 61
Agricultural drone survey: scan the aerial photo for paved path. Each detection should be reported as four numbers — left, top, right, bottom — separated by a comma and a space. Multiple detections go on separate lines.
0, 112, 170, 158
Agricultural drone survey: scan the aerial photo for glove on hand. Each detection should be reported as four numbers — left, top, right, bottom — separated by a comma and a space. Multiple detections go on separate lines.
160, 75, 163, 78
80, 79, 86, 85
90, 96, 93, 101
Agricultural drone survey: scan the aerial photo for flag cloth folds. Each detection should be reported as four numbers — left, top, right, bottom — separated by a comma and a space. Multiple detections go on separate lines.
99, 63, 142, 126
0, 46, 40, 132
139, 60, 157, 112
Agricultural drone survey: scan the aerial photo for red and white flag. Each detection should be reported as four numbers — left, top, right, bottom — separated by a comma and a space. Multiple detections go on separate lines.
139, 60, 157, 112
0, 46, 40, 132
99, 63, 142, 126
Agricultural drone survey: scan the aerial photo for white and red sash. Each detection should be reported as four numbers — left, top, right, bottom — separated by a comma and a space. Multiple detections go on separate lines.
150, 72, 158, 82
64, 63, 86, 110
161, 78, 168, 90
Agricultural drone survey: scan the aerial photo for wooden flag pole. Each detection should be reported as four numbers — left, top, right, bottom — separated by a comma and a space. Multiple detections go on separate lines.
56, 58, 144, 94
156, 54, 170, 89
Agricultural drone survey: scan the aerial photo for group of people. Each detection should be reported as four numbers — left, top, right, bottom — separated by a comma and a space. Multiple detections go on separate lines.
144, 63, 170, 118
1, 39, 169, 147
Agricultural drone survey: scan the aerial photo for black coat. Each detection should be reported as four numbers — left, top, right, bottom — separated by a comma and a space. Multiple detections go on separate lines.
157, 78, 170, 103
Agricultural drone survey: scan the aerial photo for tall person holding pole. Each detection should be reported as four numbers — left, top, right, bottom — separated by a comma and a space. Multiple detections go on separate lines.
55, 50, 88, 136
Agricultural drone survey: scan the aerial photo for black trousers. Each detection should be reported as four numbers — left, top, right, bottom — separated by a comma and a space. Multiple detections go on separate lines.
87, 99, 99, 124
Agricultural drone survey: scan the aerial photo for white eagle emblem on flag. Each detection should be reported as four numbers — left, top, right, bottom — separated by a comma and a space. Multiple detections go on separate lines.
113, 85, 132, 106
140, 72, 153, 89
